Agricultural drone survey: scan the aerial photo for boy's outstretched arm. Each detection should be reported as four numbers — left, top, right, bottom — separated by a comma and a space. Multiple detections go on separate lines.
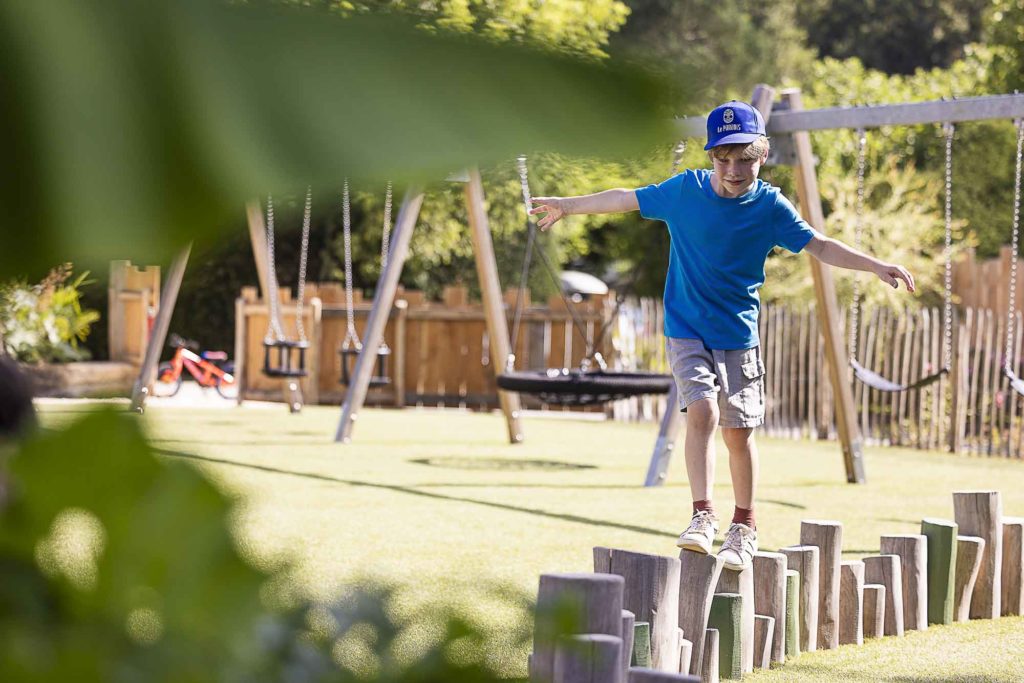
530, 189, 639, 230
804, 234, 916, 293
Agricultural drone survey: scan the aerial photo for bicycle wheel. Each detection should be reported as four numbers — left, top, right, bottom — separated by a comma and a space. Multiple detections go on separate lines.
215, 370, 238, 400
152, 362, 183, 397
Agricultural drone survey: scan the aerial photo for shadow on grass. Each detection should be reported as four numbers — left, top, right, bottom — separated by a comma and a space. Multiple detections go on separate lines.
157, 449, 681, 538
409, 456, 596, 471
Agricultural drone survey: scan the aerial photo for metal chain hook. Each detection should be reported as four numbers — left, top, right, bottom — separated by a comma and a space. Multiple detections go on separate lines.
341, 178, 361, 351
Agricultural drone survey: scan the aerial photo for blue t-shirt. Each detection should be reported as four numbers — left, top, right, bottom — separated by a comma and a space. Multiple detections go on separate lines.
635, 169, 816, 349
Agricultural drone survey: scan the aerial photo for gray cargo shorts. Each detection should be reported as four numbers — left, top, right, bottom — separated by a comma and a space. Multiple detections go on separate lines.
666, 337, 766, 428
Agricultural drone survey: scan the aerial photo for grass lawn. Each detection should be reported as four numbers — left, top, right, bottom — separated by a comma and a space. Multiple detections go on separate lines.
39, 401, 1024, 681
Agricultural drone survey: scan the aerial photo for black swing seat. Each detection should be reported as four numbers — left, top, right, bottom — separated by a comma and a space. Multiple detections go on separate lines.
339, 344, 392, 388
1004, 366, 1024, 397
262, 339, 310, 379
497, 369, 673, 407
850, 358, 947, 393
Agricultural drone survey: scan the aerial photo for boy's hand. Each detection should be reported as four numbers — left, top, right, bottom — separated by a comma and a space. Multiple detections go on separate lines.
530, 197, 568, 231
875, 262, 915, 292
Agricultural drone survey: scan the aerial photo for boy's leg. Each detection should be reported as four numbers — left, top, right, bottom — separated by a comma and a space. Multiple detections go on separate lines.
717, 347, 765, 570
722, 427, 759, 521
677, 397, 721, 552
666, 337, 723, 553
684, 398, 719, 505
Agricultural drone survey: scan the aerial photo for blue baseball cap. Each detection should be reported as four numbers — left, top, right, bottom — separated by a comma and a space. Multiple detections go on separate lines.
704, 101, 766, 150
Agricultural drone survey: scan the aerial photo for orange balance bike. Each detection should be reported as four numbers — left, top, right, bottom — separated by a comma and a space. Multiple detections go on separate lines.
153, 334, 237, 399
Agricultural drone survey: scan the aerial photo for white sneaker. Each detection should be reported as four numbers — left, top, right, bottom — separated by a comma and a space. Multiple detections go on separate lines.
718, 523, 758, 571
676, 510, 720, 554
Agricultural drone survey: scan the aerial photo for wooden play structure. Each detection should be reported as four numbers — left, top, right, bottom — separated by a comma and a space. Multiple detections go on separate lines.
108, 260, 159, 367
528, 489, 1023, 682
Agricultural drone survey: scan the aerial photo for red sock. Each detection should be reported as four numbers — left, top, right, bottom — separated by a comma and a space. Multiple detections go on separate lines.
693, 499, 715, 516
732, 506, 755, 529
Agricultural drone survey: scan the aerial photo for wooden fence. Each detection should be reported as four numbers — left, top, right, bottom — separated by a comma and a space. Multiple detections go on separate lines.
953, 245, 1024, 315
236, 283, 612, 411
716, 302, 1024, 458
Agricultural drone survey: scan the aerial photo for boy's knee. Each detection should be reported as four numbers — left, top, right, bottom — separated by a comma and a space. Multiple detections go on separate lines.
687, 398, 719, 432
722, 426, 755, 451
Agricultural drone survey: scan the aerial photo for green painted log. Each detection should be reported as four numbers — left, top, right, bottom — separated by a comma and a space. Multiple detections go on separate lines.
632, 622, 651, 668
708, 593, 743, 680
921, 518, 957, 625
785, 569, 800, 658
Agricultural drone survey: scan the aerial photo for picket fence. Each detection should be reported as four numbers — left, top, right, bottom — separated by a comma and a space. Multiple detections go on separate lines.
616, 298, 1024, 458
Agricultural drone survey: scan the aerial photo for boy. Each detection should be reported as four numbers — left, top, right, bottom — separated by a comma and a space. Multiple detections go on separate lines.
530, 101, 914, 571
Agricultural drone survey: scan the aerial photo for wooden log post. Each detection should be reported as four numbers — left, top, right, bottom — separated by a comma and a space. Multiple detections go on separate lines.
862, 584, 886, 639
863, 555, 904, 637
622, 611, 636, 682
752, 552, 787, 664
532, 573, 625, 683
879, 535, 928, 631
954, 535, 986, 622
677, 551, 724, 677
707, 594, 742, 681
1001, 517, 1024, 616
627, 669, 700, 683
701, 629, 719, 683
554, 634, 622, 683
677, 636, 692, 677
608, 551, 681, 672
784, 569, 801, 657
716, 566, 754, 674
953, 491, 1003, 618
633, 622, 652, 668
800, 521, 843, 649
780, 546, 819, 652
921, 518, 958, 625
594, 547, 613, 574
752, 616, 774, 670
838, 561, 864, 646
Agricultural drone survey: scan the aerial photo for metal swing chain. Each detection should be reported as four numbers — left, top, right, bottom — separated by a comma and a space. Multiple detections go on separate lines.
294, 186, 312, 343
671, 140, 686, 175
1005, 119, 1024, 372
377, 181, 394, 354
265, 194, 285, 343
849, 128, 868, 363
380, 181, 393, 270
508, 155, 539, 371
514, 155, 606, 368
341, 179, 361, 350
943, 123, 955, 372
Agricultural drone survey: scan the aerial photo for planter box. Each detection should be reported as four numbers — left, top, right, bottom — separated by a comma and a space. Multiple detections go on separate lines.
21, 361, 136, 398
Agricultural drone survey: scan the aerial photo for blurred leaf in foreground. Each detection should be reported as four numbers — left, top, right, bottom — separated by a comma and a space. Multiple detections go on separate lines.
0, 0, 677, 277
0, 409, 532, 681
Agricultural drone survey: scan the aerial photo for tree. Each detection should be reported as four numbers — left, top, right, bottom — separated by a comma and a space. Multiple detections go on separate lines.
793, 0, 990, 74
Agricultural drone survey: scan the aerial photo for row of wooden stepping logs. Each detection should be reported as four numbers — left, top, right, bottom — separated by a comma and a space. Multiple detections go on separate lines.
528, 491, 1023, 683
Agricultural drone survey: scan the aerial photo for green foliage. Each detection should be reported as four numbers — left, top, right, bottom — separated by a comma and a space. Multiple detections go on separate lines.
609, 0, 815, 110
0, 264, 100, 364
0, 409, 531, 681
801, 53, 1021, 261
793, 0, 989, 74
983, 0, 1024, 92
763, 160, 966, 309
0, 0, 673, 279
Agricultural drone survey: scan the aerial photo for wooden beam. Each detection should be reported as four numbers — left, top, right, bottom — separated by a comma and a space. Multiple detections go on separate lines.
674, 92, 1024, 138
335, 188, 424, 442
465, 167, 524, 444
245, 199, 271, 301
782, 88, 866, 484
130, 245, 191, 413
